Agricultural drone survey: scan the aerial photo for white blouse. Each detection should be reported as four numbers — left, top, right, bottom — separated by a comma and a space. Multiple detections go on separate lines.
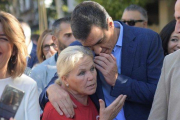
0, 74, 40, 120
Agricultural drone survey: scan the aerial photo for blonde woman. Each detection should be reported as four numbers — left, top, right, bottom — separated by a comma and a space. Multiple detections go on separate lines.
0, 11, 40, 120
42, 46, 126, 120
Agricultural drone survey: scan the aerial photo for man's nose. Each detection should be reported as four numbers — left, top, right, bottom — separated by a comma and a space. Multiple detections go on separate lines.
175, 20, 180, 33
91, 46, 102, 55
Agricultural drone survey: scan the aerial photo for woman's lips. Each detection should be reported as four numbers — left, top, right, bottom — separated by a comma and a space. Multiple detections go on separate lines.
87, 83, 96, 88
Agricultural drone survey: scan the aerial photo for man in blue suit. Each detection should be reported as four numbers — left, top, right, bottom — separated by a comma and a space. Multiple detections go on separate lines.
39, 1, 164, 120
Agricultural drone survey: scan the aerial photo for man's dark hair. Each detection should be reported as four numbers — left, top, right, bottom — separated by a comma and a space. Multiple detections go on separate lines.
124, 4, 148, 21
159, 19, 176, 55
71, 1, 110, 41
52, 17, 71, 37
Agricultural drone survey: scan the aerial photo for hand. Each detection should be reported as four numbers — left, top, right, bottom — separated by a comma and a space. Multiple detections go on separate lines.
45, 51, 53, 59
9, 118, 15, 120
47, 84, 77, 118
94, 53, 118, 86
99, 95, 127, 120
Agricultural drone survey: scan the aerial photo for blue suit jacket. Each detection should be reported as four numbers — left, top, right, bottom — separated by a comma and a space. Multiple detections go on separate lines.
27, 43, 39, 68
39, 22, 164, 120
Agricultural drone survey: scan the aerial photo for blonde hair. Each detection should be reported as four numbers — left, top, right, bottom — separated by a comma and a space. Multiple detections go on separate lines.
56, 46, 94, 85
37, 29, 52, 63
0, 11, 28, 78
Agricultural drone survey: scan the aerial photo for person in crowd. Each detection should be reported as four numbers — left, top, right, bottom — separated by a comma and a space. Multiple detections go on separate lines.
31, 34, 39, 45
30, 17, 75, 93
0, 11, 40, 120
40, 1, 164, 120
148, 0, 180, 119
121, 4, 148, 28
19, 21, 38, 68
37, 29, 57, 63
159, 19, 180, 55
42, 46, 127, 120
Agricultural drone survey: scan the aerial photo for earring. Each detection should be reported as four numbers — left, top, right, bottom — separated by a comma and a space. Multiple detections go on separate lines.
43, 55, 45, 60
10, 56, 17, 64
66, 84, 69, 87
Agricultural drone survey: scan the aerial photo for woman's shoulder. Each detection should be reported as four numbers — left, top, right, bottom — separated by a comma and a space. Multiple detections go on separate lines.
15, 74, 36, 83
14, 74, 37, 89
43, 102, 73, 120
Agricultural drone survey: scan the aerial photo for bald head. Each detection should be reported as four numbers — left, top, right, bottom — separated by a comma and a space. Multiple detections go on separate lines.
175, 0, 180, 33
20, 22, 31, 46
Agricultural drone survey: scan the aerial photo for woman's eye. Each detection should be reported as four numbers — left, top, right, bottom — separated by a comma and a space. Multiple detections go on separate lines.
171, 39, 178, 42
90, 66, 95, 71
78, 71, 85, 76
0, 38, 8, 42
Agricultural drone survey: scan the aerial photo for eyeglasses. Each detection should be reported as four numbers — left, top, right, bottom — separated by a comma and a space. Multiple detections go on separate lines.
121, 20, 144, 26
43, 43, 57, 51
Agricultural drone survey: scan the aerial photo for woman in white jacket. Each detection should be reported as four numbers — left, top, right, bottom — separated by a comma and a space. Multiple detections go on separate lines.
0, 11, 40, 120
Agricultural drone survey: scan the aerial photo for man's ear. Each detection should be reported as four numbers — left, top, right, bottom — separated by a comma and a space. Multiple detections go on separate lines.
107, 17, 114, 28
52, 35, 58, 45
143, 21, 148, 28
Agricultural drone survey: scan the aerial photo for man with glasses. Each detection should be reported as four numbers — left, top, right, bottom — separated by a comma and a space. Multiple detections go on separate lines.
121, 4, 148, 28
30, 17, 75, 94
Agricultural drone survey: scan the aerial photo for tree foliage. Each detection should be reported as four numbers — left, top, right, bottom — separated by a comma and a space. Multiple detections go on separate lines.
75, 0, 154, 20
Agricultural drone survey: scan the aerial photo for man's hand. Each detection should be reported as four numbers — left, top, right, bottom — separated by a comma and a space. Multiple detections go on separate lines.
94, 53, 118, 86
47, 84, 77, 118
99, 95, 127, 120
9, 118, 15, 120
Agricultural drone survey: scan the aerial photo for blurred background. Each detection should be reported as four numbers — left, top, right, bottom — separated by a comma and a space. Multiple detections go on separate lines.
0, 0, 176, 34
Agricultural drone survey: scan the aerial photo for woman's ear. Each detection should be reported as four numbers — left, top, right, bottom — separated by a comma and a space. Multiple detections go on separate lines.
61, 75, 68, 84
61, 75, 70, 87
12, 45, 17, 56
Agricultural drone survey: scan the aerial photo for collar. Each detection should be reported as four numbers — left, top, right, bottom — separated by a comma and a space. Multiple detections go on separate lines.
113, 21, 123, 51
55, 52, 58, 62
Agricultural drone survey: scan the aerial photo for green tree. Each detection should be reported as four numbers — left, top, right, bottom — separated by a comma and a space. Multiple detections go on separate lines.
75, 0, 154, 20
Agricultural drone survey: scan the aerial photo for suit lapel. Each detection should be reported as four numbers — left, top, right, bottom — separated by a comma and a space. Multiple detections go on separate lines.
121, 23, 137, 76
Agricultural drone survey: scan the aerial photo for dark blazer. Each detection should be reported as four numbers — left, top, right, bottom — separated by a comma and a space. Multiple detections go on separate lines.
27, 43, 38, 68
90, 22, 164, 120
39, 22, 164, 120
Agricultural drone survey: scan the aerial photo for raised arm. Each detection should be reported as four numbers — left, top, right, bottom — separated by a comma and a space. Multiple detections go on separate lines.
94, 32, 164, 105
99, 95, 127, 120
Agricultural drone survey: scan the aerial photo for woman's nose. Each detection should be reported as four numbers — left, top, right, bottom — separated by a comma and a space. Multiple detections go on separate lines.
87, 71, 94, 81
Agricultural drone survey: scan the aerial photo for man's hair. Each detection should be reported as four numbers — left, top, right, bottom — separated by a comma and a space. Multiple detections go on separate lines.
71, 1, 110, 41
52, 17, 71, 37
124, 4, 148, 21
